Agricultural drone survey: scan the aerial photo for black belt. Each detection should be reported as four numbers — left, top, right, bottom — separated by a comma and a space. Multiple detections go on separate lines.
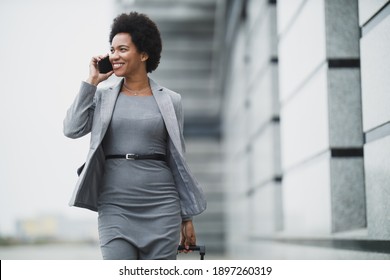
105, 153, 166, 161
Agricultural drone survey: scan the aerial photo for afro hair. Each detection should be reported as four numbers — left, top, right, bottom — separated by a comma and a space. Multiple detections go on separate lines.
109, 12, 162, 73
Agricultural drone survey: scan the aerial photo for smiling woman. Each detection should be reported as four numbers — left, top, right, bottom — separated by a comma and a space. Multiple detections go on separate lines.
109, 12, 162, 74
108, 33, 149, 85
63, 12, 206, 260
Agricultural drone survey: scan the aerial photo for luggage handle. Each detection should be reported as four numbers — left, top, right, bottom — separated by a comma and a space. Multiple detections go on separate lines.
177, 245, 206, 260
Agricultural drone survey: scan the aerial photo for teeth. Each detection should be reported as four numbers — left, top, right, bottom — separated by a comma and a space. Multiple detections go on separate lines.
113, 63, 124, 68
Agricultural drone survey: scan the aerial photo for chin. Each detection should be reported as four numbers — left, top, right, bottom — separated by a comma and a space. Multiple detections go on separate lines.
113, 71, 125, 77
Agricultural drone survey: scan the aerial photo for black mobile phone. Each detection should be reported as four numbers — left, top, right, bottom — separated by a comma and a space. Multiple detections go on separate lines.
98, 56, 113, 73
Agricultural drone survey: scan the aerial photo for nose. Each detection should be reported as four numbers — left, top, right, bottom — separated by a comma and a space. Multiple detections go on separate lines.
110, 51, 119, 61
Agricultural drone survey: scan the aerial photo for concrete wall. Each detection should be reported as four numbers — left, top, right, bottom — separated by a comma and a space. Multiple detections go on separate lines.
360, 0, 390, 240
221, 0, 390, 259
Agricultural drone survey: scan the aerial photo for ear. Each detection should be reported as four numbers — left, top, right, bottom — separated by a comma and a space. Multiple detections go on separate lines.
141, 52, 149, 62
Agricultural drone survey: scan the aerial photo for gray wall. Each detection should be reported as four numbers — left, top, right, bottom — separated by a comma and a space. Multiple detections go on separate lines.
221, 0, 390, 259
360, 0, 390, 240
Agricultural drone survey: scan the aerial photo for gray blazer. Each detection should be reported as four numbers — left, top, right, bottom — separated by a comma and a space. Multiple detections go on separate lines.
63, 78, 206, 219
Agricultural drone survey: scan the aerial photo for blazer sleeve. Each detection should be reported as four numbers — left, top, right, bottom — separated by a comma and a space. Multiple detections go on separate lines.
63, 81, 98, 139
172, 93, 194, 222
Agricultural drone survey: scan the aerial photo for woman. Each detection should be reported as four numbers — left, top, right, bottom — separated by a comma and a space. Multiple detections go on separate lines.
63, 12, 206, 260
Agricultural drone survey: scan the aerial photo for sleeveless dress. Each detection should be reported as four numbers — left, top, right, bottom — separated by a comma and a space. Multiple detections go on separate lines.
97, 93, 181, 259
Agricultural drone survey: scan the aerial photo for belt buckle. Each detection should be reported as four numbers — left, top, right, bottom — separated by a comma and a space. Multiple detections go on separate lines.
125, 153, 136, 160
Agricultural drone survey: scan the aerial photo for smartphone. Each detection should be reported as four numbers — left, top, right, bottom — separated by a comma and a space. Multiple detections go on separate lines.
98, 56, 113, 73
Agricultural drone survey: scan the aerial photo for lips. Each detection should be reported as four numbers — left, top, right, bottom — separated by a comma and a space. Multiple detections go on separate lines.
113, 63, 124, 69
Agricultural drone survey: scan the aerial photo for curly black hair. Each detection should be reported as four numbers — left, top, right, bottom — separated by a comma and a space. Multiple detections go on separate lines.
109, 12, 162, 73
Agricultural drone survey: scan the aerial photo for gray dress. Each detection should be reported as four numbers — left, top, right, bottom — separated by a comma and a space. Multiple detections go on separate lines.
97, 93, 181, 259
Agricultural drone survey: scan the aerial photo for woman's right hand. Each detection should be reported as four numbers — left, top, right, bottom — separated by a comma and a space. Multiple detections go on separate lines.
85, 55, 113, 86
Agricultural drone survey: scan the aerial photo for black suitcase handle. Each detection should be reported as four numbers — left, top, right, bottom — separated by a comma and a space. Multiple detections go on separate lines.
177, 245, 206, 260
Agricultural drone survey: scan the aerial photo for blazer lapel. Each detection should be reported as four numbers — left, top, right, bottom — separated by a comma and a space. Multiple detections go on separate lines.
150, 79, 183, 156
99, 79, 122, 141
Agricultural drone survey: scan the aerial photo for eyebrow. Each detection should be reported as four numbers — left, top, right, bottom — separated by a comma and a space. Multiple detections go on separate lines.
111, 44, 129, 49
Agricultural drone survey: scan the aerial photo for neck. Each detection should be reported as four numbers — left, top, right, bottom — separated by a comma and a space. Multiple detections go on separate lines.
124, 75, 149, 91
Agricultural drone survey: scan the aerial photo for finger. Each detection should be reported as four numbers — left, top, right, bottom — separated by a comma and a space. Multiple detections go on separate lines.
91, 56, 100, 63
184, 240, 193, 254
90, 57, 100, 69
178, 237, 186, 253
102, 70, 114, 78
190, 236, 196, 246
185, 230, 195, 244
96, 54, 109, 64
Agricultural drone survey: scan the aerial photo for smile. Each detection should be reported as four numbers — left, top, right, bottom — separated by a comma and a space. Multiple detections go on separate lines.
113, 63, 124, 69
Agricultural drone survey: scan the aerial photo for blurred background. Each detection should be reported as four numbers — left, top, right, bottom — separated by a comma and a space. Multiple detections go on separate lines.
1, 0, 390, 259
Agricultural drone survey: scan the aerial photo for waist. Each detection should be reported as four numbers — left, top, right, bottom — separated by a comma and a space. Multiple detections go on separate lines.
105, 153, 166, 161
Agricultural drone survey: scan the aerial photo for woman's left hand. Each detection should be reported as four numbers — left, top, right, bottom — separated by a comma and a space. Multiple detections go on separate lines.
180, 220, 196, 253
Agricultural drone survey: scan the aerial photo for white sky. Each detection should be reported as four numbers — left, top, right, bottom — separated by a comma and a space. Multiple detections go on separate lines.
0, 0, 117, 235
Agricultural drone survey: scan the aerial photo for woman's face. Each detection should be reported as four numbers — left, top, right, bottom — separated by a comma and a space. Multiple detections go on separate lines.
109, 33, 148, 77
